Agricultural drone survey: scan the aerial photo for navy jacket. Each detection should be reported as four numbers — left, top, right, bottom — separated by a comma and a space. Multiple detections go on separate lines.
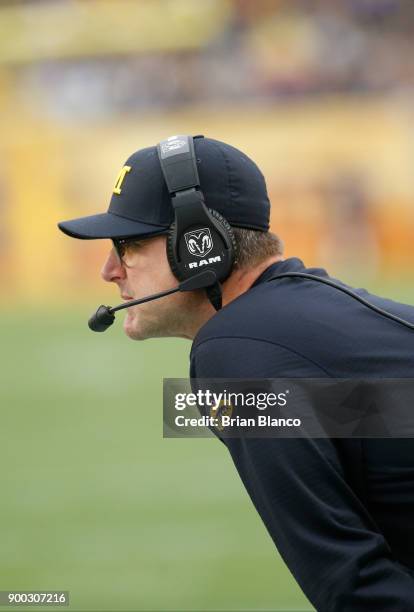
190, 257, 414, 611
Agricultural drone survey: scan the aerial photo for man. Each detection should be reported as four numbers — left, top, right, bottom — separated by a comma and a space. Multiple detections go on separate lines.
58, 135, 414, 611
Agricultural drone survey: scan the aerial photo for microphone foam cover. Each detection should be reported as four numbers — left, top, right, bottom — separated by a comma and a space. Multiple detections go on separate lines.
88, 305, 115, 332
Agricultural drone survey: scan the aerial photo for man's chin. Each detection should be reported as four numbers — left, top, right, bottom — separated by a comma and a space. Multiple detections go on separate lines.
123, 311, 145, 340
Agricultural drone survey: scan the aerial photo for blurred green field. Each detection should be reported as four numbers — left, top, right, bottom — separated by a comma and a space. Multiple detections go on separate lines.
0, 307, 316, 612
1, 282, 413, 611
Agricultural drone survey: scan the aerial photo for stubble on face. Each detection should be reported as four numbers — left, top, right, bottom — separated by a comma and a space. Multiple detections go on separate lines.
123, 289, 207, 340
119, 236, 213, 340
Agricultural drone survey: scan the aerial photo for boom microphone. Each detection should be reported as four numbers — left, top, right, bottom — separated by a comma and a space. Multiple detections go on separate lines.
88, 270, 219, 332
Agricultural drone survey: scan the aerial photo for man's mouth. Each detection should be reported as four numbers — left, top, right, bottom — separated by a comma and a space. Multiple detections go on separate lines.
121, 295, 134, 301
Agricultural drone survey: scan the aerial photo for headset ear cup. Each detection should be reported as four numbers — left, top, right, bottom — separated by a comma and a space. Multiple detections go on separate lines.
208, 208, 236, 270
166, 224, 182, 280
166, 208, 236, 281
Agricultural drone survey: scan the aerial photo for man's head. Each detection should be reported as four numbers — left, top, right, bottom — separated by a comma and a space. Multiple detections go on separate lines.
58, 135, 284, 340
98, 229, 283, 340
100, 234, 211, 340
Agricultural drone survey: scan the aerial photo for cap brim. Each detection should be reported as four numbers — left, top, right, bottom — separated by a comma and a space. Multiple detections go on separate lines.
58, 212, 169, 240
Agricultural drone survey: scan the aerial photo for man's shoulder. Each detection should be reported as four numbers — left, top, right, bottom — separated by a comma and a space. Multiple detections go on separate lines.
193, 281, 297, 347
192, 261, 333, 352
191, 259, 414, 379
190, 263, 334, 378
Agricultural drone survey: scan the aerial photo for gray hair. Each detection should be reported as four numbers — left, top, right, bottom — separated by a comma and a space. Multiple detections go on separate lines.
231, 227, 284, 269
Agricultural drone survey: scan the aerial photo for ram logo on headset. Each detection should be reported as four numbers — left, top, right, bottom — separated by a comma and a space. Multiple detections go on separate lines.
185, 228, 214, 258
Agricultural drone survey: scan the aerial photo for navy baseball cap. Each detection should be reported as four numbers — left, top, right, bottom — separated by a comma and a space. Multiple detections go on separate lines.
58, 136, 271, 240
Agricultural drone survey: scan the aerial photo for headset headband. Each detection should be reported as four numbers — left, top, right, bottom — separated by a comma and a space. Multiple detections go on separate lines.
157, 135, 200, 194
156, 134, 236, 311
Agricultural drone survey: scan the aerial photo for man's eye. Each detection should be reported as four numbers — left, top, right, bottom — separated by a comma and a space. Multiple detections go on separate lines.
122, 241, 143, 257
113, 239, 144, 261
126, 241, 142, 253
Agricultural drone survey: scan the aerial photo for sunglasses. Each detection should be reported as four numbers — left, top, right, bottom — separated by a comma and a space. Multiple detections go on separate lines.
112, 233, 168, 263
112, 237, 143, 263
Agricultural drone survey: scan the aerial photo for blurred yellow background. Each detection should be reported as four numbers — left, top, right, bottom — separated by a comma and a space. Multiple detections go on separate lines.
0, 1, 413, 611
2, 99, 414, 303
0, 0, 413, 305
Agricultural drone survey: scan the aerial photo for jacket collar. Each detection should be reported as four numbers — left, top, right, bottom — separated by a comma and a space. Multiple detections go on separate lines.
251, 257, 307, 288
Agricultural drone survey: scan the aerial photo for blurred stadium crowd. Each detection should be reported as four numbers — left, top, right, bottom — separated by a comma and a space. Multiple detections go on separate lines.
0, 0, 413, 300
2, 0, 414, 118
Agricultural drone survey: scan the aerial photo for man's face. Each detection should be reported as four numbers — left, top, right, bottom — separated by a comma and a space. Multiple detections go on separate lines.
101, 235, 211, 340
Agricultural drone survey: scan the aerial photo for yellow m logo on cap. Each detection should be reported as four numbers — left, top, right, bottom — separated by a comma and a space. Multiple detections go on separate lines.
113, 165, 131, 195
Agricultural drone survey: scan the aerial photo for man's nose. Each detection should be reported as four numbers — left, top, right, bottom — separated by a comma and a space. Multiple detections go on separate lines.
101, 248, 126, 283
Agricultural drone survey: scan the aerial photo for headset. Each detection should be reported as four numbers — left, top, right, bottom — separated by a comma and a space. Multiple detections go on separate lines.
88, 134, 414, 333
158, 134, 236, 310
